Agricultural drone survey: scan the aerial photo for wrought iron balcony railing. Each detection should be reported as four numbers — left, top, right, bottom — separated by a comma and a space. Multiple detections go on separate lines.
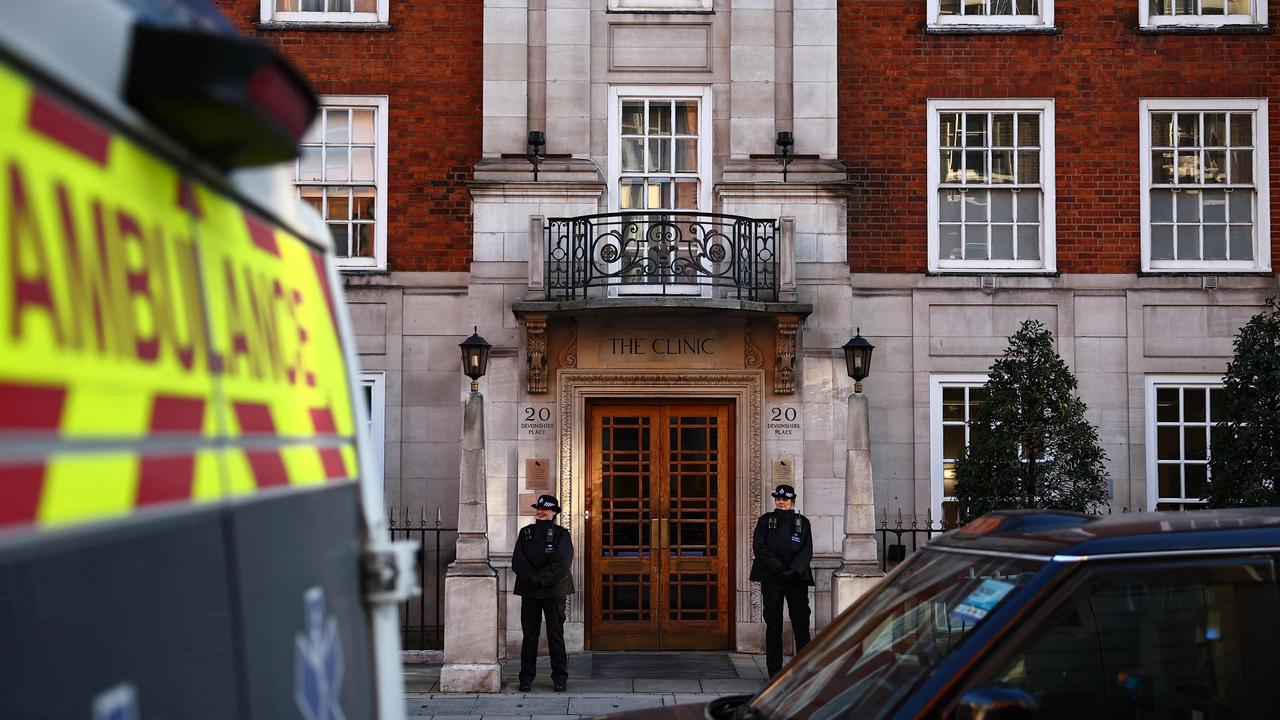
544, 212, 780, 302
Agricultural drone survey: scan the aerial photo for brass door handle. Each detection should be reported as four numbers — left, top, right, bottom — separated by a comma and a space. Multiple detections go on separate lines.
660, 518, 669, 549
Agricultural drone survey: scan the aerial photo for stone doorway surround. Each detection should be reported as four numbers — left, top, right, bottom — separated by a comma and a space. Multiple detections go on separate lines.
555, 369, 766, 653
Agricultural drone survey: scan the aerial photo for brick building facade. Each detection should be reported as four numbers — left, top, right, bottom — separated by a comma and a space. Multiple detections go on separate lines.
219, 0, 1276, 657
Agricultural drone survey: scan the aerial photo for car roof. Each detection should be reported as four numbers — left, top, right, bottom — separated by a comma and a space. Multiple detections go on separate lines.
929, 508, 1280, 559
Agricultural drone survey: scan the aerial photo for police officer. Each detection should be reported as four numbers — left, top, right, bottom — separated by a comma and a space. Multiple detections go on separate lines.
749, 484, 814, 678
512, 494, 574, 692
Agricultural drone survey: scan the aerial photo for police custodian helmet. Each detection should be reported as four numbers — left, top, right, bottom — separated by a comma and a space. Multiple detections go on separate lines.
532, 494, 562, 512
770, 484, 797, 500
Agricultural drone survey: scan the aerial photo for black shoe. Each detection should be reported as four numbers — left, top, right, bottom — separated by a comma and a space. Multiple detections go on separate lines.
554, 683, 567, 692
518, 683, 532, 692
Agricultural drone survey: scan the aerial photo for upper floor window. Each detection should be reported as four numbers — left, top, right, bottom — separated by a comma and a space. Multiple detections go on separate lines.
260, 0, 389, 25
930, 374, 989, 527
1145, 376, 1222, 511
929, 0, 1054, 27
1140, 99, 1270, 272
1141, 0, 1267, 27
610, 89, 711, 213
927, 99, 1056, 272
361, 371, 386, 495
296, 96, 389, 270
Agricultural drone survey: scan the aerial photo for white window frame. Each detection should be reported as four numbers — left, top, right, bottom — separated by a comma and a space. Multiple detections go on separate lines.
361, 371, 386, 495
606, 85, 714, 298
1144, 375, 1223, 511
260, 0, 389, 25
927, 0, 1054, 28
299, 95, 389, 271
929, 374, 989, 526
927, 98, 1057, 273
1140, 0, 1266, 28
1140, 98, 1270, 272
609, 0, 712, 10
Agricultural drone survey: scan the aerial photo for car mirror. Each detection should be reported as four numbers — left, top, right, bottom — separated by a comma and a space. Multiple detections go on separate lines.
951, 686, 1037, 720
705, 694, 752, 720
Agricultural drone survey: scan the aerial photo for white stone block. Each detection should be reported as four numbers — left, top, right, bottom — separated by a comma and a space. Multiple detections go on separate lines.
731, 45, 774, 83
794, 8, 837, 46
484, 6, 527, 45
794, 81, 836, 121
792, 45, 836, 82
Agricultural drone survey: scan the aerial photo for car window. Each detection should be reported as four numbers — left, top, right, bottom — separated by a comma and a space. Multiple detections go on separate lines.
752, 550, 1044, 720
970, 556, 1280, 720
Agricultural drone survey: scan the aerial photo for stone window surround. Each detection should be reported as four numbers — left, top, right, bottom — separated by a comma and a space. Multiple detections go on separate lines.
926, 98, 1058, 273
553, 369, 766, 644
1143, 374, 1222, 511
1140, 0, 1267, 27
928, 373, 988, 526
259, 0, 389, 25
608, 0, 713, 12
1139, 98, 1271, 273
926, 0, 1055, 28
300, 95, 390, 271
361, 370, 386, 497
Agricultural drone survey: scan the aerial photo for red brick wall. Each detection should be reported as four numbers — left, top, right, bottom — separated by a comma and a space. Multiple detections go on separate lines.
215, 0, 481, 272
839, 1, 1278, 274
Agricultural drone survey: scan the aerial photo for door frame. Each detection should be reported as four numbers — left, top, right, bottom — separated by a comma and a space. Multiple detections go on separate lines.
584, 399, 736, 650
554, 369, 767, 653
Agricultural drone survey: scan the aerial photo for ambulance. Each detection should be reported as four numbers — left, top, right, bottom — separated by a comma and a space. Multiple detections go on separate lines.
0, 1, 416, 718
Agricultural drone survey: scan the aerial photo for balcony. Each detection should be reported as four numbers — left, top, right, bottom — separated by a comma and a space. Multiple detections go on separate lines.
540, 212, 784, 302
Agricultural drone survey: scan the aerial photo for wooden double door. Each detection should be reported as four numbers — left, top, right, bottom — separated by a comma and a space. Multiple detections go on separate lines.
586, 401, 733, 650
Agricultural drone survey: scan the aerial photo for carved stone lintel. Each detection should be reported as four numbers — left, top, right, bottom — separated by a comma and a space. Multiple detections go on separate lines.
525, 314, 548, 394
744, 320, 763, 370
558, 318, 578, 369
774, 315, 800, 395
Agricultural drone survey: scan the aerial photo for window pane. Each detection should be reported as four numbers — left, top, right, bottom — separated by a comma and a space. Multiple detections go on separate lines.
1017, 225, 1039, 260
1156, 388, 1180, 422
1204, 150, 1227, 183
1203, 0, 1225, 12
620, 179, 643, 210
1184, 464, 1207, 499
675, 101, 698, 135
941, 151, 963, 183
298, 147, 323, 181
301, 116, 322, 144
1230, 113, 1252, 145
351, 146, 375, 182
622, 138, 644, 172
991, 0, 1013, 14
939, 0, 961, 14
940, 190, 963, 221
622, 102, 645, 135
1228, 191, 1252, 222
1151, 189, 1173, 222
325, 146, 349, 182
1204, 225, 1227, 260
675, 139, 697, 173
942, 387, 966, 420
1158, 463, 1181, 498
1228, 0, 1250, 12
940, 225, 962, 259
965, 225, 989, 261
1183, 388, 1206, 421
965, 189, 988, 221
1176, 225, 1200, 260
326, 108, 350, 144
963, 0, 986, 15
1203, 190, 1226, 222
1184, 426, 1207, 460
1230, 150, 1252, 183
992, 114, 1015, 146
1177, 113, 1199, 147
299, 186, 323, 214
943, 425, 965, 458
991, 225, 1014, 259
991, 190, 1014, 222
648, 139, 672, 172
1151, 114, 1174, 147
353, 0, 376, 11
301, 0, 322, 11
1016, 190, 1039, 221
648, 102, 672, 135
991, 150, 1014, 183
1151, 224, 1174, 260
1017, 114, 1039, 146
1153, 151, 1175, 184
942, 463, 958, 498
647, 179, 671, 209
965, 151, 987, 182
965, 113, 987, 146
1229, 226, 1252, 260
1176, 190, 1200, 222
1017, 150, 1039, 184
355, 222, 375, 257
329, 222, 350, 255
1015, 0, 1037, 12
1157, 426, 1181, 459
1204, 113, 1227, 146
940, 113, 962, 146
1177, 151, 1199, 184
329, 0, 352, 11
673, 180, 698, 210
352, 109, 376, 143
326, 186, 350, 220
352, 187, 376, 219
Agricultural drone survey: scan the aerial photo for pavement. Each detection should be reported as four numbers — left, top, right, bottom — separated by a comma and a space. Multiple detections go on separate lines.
404, 652, 772, 719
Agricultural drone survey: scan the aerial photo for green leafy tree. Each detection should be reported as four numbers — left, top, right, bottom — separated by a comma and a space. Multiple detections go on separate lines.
954, 320, 1110, 522
1205, 296, 1280, 507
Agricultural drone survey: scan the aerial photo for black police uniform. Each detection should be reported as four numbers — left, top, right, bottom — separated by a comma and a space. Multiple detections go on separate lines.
749, 486, 814, 678
511, 495, 574, 690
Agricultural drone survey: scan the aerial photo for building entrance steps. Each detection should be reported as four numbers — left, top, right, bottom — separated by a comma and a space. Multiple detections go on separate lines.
405, 651, 771, 718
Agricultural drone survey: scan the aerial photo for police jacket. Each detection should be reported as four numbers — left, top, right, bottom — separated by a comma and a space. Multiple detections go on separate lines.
749, 509, 815, 586
512, 519, 575, 598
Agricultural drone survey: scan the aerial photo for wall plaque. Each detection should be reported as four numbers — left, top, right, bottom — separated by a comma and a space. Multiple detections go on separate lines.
772, 457, 795, 485
518, 403, 556, 440
766, 404, 801, 439
525, 458, 551, 491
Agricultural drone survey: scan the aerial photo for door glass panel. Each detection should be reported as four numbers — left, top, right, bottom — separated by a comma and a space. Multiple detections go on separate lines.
600, 417, 651, 558
602, 574, 650, 621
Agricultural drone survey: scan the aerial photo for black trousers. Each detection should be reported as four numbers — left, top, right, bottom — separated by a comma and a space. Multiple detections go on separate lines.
519, 595, 568, 686
762, 582, 811, 676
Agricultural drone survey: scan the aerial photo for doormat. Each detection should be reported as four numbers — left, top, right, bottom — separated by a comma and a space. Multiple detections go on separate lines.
591, 652, 737, 679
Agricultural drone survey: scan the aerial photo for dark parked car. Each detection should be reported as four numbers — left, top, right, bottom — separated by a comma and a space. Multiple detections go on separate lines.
605, 508, 1280, 720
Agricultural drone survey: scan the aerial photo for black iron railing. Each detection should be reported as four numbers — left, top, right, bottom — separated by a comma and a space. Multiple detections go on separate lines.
545, 212, 779, 301
878, 512, 957, 572
389, 508, 457, 651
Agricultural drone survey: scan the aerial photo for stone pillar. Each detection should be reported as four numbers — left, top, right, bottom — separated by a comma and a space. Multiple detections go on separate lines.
441, 390, 501, 692
831, 391, 883, 616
